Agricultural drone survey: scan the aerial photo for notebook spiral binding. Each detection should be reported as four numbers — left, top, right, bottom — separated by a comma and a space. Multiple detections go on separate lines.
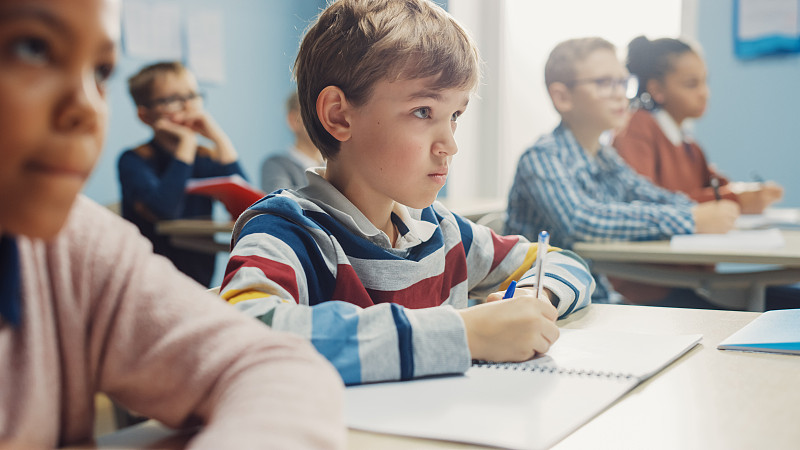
473, 361, 635, 380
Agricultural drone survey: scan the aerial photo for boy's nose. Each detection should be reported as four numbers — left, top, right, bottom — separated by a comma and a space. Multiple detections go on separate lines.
55, 69, 104, 134
434, 125, 459, 157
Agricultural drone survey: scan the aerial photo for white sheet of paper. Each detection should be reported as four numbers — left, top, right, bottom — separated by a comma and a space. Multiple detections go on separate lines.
186, 9, 225, 84
735, 208, 800, 230
122, 0, 182, 60
738, 0, 799, 40
670, 228, 785, 251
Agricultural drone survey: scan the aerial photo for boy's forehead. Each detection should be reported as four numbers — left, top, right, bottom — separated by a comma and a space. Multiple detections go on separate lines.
151, 71, 197, 93
573, 49, 625, 78
374, 76, 472, 104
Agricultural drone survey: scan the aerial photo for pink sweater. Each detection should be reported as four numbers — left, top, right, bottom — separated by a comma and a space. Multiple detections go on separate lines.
0, 196, 345, 448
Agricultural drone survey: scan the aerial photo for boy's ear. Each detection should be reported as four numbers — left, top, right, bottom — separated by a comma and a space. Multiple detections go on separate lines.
646, 79, 666, 105
316, 86, 352, 143
548, 82, 573, 114
137, 106, 154, 126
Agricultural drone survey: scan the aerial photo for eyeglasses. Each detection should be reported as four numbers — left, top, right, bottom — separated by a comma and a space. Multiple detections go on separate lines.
145, 92, 204, 113
567, 75, 639, 99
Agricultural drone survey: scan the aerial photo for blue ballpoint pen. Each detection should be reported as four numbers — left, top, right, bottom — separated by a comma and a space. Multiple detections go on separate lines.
535, 231, 549, 299
502, 280, 517, 299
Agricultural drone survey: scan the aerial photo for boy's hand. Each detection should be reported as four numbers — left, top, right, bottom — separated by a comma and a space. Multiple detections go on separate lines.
183, 112, 239, 164
734, 183, 784, 214
458, 293, 559, 362
485, 287, 551, 304
154, 118, 198, 163
693, 199, 740, 234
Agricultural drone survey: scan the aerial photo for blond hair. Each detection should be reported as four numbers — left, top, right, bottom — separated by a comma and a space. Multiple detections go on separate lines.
294, 0, 481, 159
285, 90, 300, 114
127, 61, 189, 106
544, 37, 615, 87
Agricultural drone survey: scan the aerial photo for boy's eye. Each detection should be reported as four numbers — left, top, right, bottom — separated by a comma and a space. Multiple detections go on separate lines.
594, 77, 614, 89
413, 107, 431, 119
451, 111, 461, 122
11, 37, 50, 65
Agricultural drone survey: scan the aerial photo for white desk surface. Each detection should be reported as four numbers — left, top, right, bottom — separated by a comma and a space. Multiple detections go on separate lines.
92, 304, 800, 450
573, 229, 800, 266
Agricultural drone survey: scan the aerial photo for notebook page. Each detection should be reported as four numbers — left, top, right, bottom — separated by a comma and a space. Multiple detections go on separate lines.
670, 228, 784, 250
479, 328, 702, 380
346, 367, 636, 449
345, 329, 701, 449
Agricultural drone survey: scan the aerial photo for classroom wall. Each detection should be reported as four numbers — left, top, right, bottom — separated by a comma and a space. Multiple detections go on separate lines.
84, 0, 324, 207
693, 1, 800, 206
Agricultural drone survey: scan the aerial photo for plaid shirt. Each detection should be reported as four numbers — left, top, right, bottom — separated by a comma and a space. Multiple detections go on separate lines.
505, 123, 696, 301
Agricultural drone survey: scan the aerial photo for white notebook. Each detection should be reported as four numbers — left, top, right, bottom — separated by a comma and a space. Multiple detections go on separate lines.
718, 308, 800, 355
346, 329, 702, 450
669, 228, 785, 250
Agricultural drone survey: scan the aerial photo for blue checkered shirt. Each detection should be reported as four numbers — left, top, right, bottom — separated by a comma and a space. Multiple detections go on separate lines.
505, 123, 696, 301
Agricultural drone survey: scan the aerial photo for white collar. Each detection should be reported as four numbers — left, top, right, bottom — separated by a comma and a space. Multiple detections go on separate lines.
298, 168, 437, 249
652, 109, 695, 146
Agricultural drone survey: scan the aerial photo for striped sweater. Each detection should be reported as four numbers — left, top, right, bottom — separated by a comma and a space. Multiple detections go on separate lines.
222, 170, 595, 385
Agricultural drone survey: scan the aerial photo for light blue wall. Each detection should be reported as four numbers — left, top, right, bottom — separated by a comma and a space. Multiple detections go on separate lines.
84, 0, 324, 206
693, 2, 800, 206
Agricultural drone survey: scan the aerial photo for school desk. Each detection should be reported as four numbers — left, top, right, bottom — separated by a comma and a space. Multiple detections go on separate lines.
573, 229, 800, 311
153, 199, 508, 255
87, 304, 800, 449
155, 219, 233, 254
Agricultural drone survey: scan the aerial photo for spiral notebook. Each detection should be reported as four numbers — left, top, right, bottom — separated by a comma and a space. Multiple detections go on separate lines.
345, 329, 701, 450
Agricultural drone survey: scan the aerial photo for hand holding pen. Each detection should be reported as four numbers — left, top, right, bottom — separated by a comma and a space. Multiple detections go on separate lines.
710, 176, 722, 201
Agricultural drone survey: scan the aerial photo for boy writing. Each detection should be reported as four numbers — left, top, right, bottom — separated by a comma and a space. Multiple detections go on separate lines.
260, 91, 324, 193
505, 37, 740, 306
0, 0, 344, 447
118, 61, 245, 287
222, 0, 595, 386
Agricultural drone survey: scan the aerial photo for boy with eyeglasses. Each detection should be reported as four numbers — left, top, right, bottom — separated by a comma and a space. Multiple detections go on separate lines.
118, 61, 245, 287
505, 37, 740, 307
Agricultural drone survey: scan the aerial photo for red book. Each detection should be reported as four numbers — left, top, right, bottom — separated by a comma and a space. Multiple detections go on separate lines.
185, 175, 266, 219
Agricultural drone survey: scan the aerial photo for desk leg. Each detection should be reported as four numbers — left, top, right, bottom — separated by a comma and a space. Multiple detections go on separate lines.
747, 283, 766, 312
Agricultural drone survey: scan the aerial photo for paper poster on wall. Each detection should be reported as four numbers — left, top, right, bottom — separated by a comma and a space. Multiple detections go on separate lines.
122, 0, 183, 60
734, 0, 800, 59
186, 10, 226, 84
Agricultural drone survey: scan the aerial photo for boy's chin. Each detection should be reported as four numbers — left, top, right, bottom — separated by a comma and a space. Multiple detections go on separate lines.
403, 194, 439, 210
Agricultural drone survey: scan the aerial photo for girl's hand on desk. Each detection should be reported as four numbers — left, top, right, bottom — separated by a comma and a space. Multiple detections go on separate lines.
734, 183, 784, 214
459, 293, 559, 362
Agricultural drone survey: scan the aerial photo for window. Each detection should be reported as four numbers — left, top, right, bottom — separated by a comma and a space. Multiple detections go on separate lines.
446, 0, 687, 205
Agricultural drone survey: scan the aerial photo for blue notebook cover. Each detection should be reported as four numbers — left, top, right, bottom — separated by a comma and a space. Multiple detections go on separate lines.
718, 309, 800, 354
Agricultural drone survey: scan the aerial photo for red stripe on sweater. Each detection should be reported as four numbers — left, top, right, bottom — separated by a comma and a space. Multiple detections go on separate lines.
363, 243, 469, 309
489, 231, 519, 272
222, 254, 299, 301
329, 264, 375, 309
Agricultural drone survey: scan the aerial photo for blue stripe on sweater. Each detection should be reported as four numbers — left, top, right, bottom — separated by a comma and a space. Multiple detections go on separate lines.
554, 262, 594, 293
545, 273, 580, 317
304, 210, 406, 261
390, 304, 414, 380
452, 213, 474, 255
240, 214, 336, 305
311, 301, 362, 385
